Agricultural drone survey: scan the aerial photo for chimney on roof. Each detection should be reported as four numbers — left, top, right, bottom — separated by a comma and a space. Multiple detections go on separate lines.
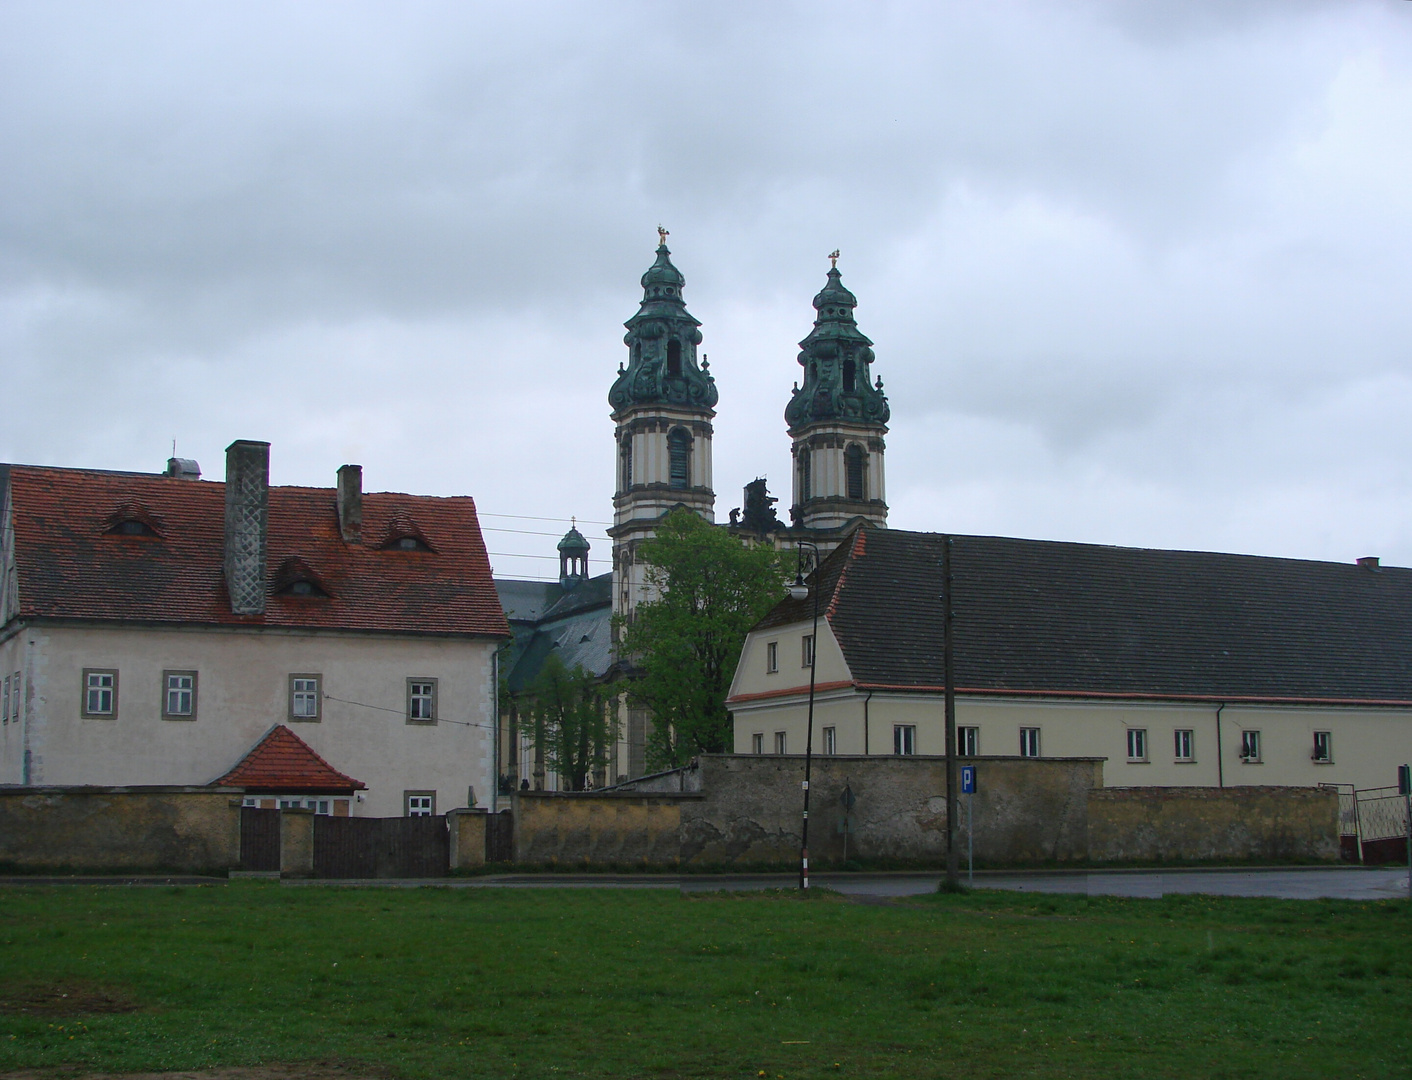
164, 457, 201, 480
337, 464, 363, 543
223, 440, 270, 615
1357, 556, 1380, 570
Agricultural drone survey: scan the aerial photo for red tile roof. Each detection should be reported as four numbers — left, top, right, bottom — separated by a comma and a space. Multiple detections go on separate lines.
216, 724, 366, 793
4, 466, 510, 638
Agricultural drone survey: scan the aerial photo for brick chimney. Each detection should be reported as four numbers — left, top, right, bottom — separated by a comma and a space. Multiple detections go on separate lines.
337, 464, 363, 543
224, 440, 270, 615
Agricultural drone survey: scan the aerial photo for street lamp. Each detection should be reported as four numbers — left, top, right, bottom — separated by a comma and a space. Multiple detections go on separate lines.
790, 541, 821, 891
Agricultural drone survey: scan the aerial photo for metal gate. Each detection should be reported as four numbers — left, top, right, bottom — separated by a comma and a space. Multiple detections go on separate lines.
1354, 786, 1410, 865
486, 809, 514, 864
312, 815, 449, 878
239, 807, 281, 872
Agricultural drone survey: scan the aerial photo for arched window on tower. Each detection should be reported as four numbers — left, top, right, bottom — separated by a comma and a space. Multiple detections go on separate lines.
620, 437, 633, 492
668, 429, 691, 489
666, 339, 682, 378
843, 358, 857, 392
845, 444, 866, 501
799, 447, 812, 502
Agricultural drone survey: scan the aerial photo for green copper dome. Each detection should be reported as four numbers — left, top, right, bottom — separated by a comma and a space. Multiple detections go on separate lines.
609, 241, 718, 416
785, 262, 889, 432
557, 526, 590, 553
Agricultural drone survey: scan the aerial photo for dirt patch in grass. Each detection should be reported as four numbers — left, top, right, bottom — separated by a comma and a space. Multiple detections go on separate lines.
0, 982, 143, 1017
0, 1064, 387, 1080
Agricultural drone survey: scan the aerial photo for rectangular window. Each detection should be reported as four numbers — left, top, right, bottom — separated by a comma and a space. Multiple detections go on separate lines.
1312, 731, 1333, 763
9, 672, 16, 722
2, 675, 8, 723
766, 641, 778, 674
407, 678, 438, 723
894, 724, 916, 755
1019, 727, 1041, 758
405, 791, 435, 817
823, 726, 836, 755
1240, 729, 1261, 763
958, 726, 979, 756
289, 674, 322, 721
1126, 728, 1148, 762
1174, 728, 1194, 762
82, 669, 118, 718
774, 731, 787, 755
802, 634, 815, 668
751, 733, 764, 755
163, 670, 197, 720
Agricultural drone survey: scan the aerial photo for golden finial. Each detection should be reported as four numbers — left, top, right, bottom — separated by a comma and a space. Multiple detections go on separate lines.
829, 249, 840, 269
657, 225, 669, 247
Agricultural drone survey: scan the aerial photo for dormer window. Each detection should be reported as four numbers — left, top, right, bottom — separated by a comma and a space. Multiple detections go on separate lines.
387, 536, 432, 552
273, 556, 331, 598
112, 519, 156, 537
280, 578, 328, 598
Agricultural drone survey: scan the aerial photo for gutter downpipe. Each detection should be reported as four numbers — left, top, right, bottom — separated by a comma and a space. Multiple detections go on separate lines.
491, 647, 500, 815
1215, 702, 1225, 790
863, 689, 873, 756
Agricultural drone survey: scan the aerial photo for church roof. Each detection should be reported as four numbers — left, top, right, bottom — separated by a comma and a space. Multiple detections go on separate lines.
496, 572, 614, 692
215, 724, 366, 793
745, 526, 1412, 706
3, 465, 510, 638
785, 260, 889, 432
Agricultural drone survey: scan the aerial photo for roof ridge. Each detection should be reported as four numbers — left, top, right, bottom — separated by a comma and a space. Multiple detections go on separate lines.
825, 527, 866, 623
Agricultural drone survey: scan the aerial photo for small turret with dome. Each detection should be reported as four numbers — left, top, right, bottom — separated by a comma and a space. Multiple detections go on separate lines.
558, 520, 591, 589
787, 251, 889, 533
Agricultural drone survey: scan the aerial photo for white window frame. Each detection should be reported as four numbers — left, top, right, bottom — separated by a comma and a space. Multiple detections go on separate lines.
765, 641, 778, 674
407, 678, 438, 724
802, 634, 815, 669
958, 726, 979, 756
1019, 727, 1041, 758
1126, 727, 1148, 762
894, 724, 916, 756
2, 675, 8, 723
163, 670, 197, 720
1174, 728, 1194, 762
82, 669, 118, 719
1240, 729, 1262, 763
1312, 731, 1333, 763
774, 731, 787, 755
405, 791, 436, 817
822, 726, 836, 755
289, 674, 322, 722
751, 733, 764, 755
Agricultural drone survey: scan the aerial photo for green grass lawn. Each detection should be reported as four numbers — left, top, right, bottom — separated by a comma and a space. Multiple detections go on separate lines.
1, 883, 1409, 1079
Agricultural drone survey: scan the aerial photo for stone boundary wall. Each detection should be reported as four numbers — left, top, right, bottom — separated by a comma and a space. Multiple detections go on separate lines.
516, 755, 1102, 866
1088, 785, 1340, 863
0, 786, 243, 872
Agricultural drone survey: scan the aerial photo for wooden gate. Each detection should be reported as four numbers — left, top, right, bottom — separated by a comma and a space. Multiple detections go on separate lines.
485, 809, 514, 864
313, 815, 449, 878
239, 807, 281, 872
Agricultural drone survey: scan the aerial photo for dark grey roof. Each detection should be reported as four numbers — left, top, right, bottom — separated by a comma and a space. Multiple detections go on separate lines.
755, 527, 1412, 705
495, 572, 614, 692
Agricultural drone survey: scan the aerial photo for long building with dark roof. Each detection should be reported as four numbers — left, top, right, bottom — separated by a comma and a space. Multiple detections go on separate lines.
0, 441, 509, 817
727, 526, 1412, 791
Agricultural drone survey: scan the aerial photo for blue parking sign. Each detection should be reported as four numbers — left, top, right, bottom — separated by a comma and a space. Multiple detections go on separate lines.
960, 765, 976, 794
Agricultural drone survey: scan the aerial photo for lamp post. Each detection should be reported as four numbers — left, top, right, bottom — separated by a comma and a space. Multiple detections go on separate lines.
789, 541, 821, 891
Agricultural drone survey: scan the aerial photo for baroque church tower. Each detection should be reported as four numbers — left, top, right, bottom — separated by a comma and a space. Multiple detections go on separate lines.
787, 256, 889, 534
608, 232, 718, 621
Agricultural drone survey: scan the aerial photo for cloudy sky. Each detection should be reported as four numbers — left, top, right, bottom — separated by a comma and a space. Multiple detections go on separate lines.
4, 0, 1411, 580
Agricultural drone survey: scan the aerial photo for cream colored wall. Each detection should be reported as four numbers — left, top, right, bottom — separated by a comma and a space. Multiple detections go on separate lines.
729, 618, 851, 703
10, 622, 498, 817
731, 687, 1412, 792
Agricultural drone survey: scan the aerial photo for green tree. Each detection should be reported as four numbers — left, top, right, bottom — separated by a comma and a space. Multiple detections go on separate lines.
618, 509, 791, 770
523, 656, 615, 791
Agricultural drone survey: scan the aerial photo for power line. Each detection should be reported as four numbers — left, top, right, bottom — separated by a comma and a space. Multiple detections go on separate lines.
322, 693, 494, 732
482, 526, 611, 540
480, 512, 613, 526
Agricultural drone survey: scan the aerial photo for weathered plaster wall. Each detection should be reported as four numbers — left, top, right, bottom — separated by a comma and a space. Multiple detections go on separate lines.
0, 786, 241, 872
514, 755, 1101, 866
514, 792, 690, 865
1088, 786, 1340, 863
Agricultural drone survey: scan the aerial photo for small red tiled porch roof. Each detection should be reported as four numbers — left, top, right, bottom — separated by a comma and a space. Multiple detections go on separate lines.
216, 724, 366, 794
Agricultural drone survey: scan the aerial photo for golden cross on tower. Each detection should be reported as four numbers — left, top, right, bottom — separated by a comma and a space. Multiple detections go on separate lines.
829, 249, 840, 269
657, 225, 669, 247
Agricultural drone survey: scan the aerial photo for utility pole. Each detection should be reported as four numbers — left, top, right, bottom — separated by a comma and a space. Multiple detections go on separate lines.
943, 535, 959, 888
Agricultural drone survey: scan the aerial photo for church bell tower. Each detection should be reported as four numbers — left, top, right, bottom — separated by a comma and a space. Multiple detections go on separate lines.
608, 230, 717, 619
787, 254, 889, 533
